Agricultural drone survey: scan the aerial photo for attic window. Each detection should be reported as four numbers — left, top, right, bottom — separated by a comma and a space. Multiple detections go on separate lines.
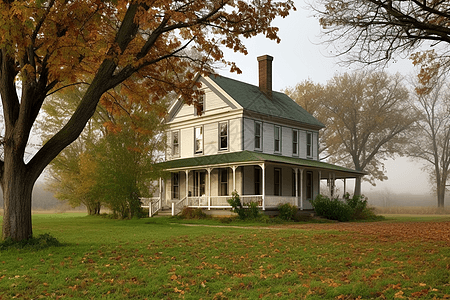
195, 95, 204, 116
172, 130, 180, 157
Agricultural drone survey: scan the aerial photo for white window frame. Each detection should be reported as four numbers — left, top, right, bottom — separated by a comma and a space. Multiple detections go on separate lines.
292, 129, 298, 156
219, 121, 228, 151
172, 130, 180, 157
195, 126, 203, 154
306, 132, 313, 158
274, 125, 281, 153
254, 121, 262, 151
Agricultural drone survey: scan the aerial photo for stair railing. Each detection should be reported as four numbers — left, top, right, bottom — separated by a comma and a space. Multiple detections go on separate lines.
172, 196, 187, 216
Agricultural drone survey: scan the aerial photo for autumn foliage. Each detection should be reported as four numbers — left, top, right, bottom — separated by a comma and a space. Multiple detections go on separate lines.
0, 0, 295, 240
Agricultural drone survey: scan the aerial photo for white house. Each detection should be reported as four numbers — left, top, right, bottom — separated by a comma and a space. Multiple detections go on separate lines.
153, 55, 365, 215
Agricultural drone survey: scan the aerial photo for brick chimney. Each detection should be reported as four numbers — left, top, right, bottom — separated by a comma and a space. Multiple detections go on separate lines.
257, 55, 273, 99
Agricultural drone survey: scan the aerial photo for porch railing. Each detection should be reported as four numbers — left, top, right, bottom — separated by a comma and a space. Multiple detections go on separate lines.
172, 196, 187, 216
140, 197, 161, 217
170, 195, 312, 215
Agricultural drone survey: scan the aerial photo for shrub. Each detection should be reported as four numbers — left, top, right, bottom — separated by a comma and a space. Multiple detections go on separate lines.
311, 194, 380, 222
311, 194, 354, 222
179, 207, 208, 219
278, 203, 298, 221
227, 191, 261, 220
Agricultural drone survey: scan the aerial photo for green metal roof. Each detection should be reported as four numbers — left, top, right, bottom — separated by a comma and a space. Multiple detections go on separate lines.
208, 74, 325, 128
159, 151, 365, 177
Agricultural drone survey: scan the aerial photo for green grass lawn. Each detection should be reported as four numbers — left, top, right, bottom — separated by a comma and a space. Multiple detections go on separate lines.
1, 214, 450, 299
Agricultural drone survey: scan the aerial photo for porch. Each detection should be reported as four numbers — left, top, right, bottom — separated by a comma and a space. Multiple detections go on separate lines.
155, 151, 365, 216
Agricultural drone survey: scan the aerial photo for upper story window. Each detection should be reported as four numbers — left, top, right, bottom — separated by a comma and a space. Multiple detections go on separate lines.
194, 95, 204, 116
172, 130, 180, 157
195, 126, 203, 154
254, 121, 262, 151
219, 122, 228, 150
274, 125, 281, 153
292, 129, 298, 156
306, 132, 312, 158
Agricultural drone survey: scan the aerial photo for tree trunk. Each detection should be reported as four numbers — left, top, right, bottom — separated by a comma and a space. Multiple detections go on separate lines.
1, 161, 35, 241
437, 182, 446, 208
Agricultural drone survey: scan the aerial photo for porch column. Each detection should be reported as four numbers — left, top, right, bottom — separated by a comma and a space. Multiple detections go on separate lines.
185, 170, 189, 199
299, 169, 304, 210
260, 163, 266, 211
343, 177, 347, 196
328, 173, 332, 197
318, 171, 321, 196
159, 177, 163, 210
207, 168, 212, 210
294, 168, 299, 207
232, 166, 237, 192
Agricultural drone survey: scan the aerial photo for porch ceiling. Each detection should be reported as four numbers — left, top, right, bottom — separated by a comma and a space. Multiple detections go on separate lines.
159, 151, 366, 179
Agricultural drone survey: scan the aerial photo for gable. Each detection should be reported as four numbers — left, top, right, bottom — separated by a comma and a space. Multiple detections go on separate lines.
167, 76, 242, 124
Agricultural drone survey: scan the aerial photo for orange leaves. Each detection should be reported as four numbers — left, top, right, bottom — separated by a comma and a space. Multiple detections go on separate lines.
411, 50, 441, 94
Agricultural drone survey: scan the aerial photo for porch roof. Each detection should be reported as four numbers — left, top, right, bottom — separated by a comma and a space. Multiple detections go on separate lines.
159, 151, 366, 178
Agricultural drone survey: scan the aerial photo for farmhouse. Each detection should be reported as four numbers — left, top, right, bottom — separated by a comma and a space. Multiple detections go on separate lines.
151, 55, 364, 216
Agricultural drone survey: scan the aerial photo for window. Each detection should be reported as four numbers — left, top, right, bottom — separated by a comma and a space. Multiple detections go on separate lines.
172, 172, 179, 199
292, 129, 298, 156
306, 132, 312, 157
194, 171, 206, 196
194, 95, 204, 116
254, 121, 262, 150
254, 167, 261, 195
195, 126, 203, 154
219, 168, 228, 196
219, 122, 228, 150
172, 131, 179, 157
306, 171, 313, 200
274, 168, 281, 196
274, 126, 281, 153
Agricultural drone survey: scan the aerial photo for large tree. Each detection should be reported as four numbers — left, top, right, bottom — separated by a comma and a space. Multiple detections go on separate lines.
289, 71, 416, 195
408, 76, 450, 208
315, 0, 450, 68
0, 0, 295, 241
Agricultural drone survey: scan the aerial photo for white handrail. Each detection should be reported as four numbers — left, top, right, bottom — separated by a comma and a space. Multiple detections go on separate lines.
172, 196, 187, 216
140, 197, 161, 217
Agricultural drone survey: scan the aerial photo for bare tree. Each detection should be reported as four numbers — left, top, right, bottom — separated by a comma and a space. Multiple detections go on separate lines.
313, 1, 450, 70
408, 77, 450, 208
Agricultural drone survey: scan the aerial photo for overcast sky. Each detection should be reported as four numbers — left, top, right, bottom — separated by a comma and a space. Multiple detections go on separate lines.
218, 0, 430, 196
